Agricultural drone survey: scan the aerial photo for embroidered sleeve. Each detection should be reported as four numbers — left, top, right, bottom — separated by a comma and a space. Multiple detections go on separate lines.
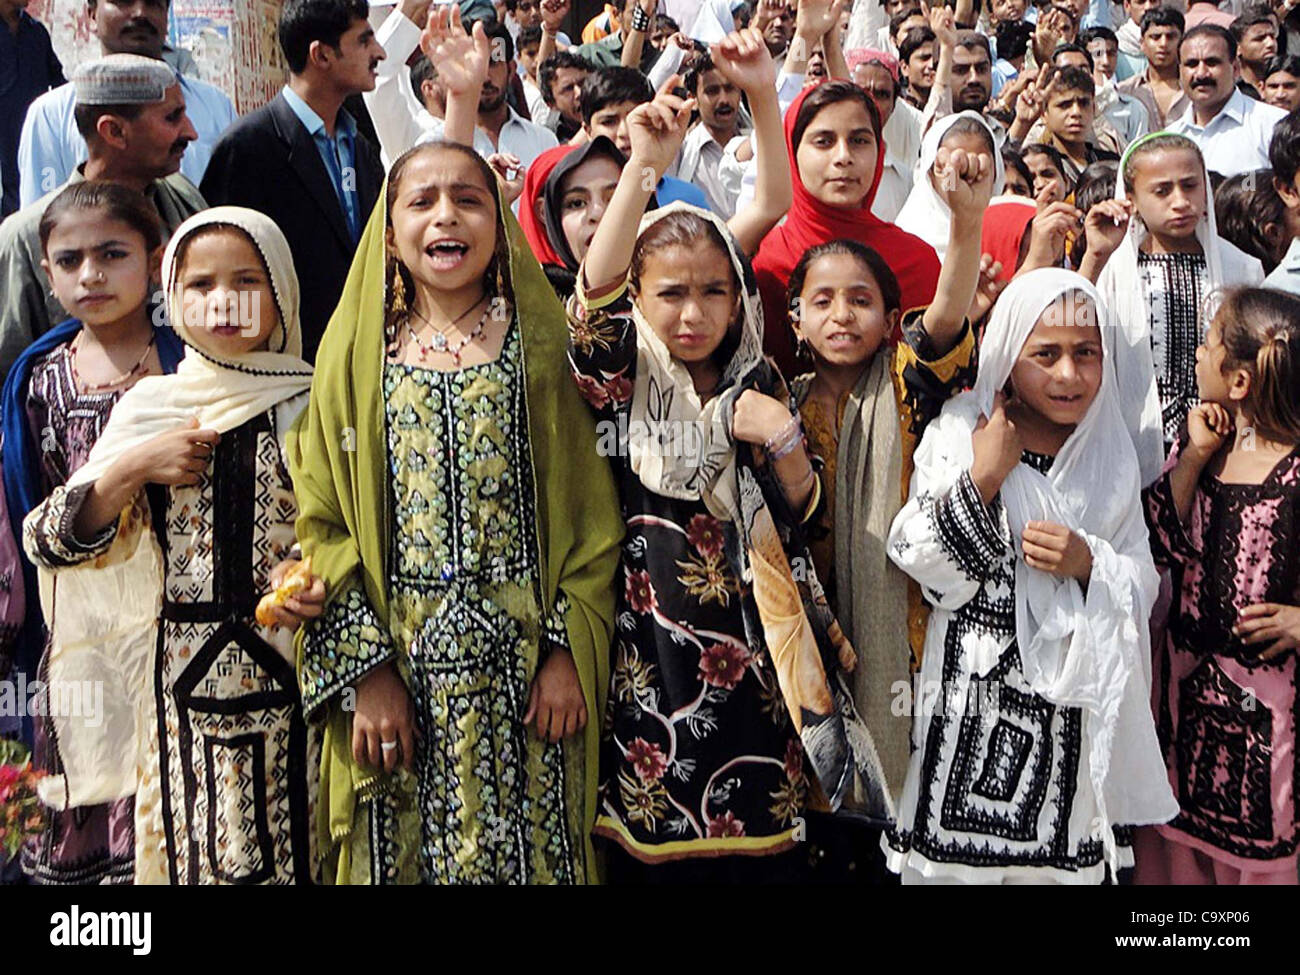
889, 470, 1009, 612
1142, 470, 1200, 569
565, 271, 637, 418
893, 310, 977, 473
299, 581, 397, 717
543, 590, 572, 656
22, 482, 119, 569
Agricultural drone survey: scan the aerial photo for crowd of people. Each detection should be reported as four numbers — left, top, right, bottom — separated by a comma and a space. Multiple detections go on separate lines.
0, 0, 1298, 886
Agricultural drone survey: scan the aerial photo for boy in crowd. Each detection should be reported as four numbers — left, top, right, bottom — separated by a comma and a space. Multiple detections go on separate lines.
1117, 5, 1188, 127
539, 49, 594, 141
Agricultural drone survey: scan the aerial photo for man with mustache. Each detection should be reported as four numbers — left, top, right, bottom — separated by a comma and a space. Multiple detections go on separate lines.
200, 0, 385, 361
1168, 23, 1286, 178
16, 0, 234, 208
0, 54, 204, 378
668, 50, 752, 217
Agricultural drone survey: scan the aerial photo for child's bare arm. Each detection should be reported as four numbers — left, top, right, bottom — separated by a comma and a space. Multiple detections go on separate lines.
922, 145, 995, 351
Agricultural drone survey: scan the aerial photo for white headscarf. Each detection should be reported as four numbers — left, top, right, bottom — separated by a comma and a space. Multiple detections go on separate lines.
1096, 132, 1264, 486
69, 207, 314, 489
894, 111, 1005, 261
893, 268, 1178, 866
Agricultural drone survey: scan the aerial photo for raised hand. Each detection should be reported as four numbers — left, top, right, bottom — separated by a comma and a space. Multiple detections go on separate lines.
934, 145, 995, 218
398, 0, 433, 31
970, 390, 1023, 503
1022, 521, 1093, 583
710, 27, 778, 94
1185, 401, 1233, 461
540, 0, 570, 33
420, 5, 490, 97
796, 0, 847, 41
487, 153, 526, 204
969, 253, 1005, 322
927, 0, 957, 48
625, 76, 695, 179
1082, 198, 1133, 261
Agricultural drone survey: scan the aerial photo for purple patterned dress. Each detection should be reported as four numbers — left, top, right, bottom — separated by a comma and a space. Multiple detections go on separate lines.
1143, 437, 1300, 877
20, 343, 134, 885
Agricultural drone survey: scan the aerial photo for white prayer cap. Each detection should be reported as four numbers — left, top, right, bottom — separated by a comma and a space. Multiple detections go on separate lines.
71, 54, 177, 106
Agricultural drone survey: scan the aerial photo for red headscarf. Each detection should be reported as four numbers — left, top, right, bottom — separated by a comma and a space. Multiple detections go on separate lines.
519, 142, 575, 268
753, 81, 941, 376
980, 196, 1037, 286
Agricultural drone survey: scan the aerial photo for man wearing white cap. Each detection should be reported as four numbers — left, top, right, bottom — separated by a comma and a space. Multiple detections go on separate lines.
15, 0, 235, 208
0, 52, 206, 376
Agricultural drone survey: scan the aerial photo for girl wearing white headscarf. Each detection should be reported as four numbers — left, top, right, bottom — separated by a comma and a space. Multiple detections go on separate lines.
895, 111, 1005, 261
883, 268, 1178, 885
23, 207, 318, 884
1093, 132, 1264, 485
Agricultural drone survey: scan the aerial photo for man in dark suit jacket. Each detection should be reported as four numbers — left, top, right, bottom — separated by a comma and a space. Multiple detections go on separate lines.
201, 0, 386, 360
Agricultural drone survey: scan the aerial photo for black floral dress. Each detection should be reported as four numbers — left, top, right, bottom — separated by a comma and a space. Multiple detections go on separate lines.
567, 281, 809, 866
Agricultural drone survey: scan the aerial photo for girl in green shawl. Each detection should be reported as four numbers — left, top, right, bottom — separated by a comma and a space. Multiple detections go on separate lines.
283, 134, 623, 885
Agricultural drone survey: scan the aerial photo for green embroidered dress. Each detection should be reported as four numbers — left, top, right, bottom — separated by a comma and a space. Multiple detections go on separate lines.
301, 322, 584, 884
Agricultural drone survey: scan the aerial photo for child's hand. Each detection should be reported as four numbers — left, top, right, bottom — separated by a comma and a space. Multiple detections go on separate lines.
487, 153, 525, 204
731, 389, 794, 447
1082, 199, 1132, 260
353, 662, 415, 773
970, 390, 1023, 503
1022, 198, 1081, 269
124, 417, 220, 489
524, 649, 588, 742
1022, 521, 1093, 584
710, 27, 777, 95
420, 5, 490, 97
1186, 402, 1233, 461
1235, 603, 1300, 660
259, 558, 326, 631
969, 253, 1005, 322
934, 144, 995, 219
625, 76, 695, 179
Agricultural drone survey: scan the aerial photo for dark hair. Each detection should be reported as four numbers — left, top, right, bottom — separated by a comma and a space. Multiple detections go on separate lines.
1215, 169, 1289, 272
899, 25, 936, 65
1001, 145, 1033, 195
1266, 53, 1300, 81
517, 24, 543, 51
1069, 160, 1118, 265
384, 141, 511, 333
538, 50, 594, 106
995, 19, 1035, 60
278, 0, 369, 74
684, 51, 716, 93
1053, 41, 1094, 71
39, 180, 163, 255
785, 240, 902, 331
581, 65, 652, 125
654, 13, 679, 32
477, 17, 515, 62
1123, 132, 1202, 191
1214, 287, 1300, 442
941, 115, 996, 155
1023, 142, 1070, 187
1140, 5, 1184, 36
1051, 64, 1096, 97
791, 80, 882, 155
940, 0, 983, 22
889, 5, 923, 38
409, 55, 438, 104
1079, 25, 1118, 47
954, 28, 991, 60
1181, 23, 1236, 59
1269, 106, 1300, 184
73, 101, 145, 140
1230, 3, 1278, 43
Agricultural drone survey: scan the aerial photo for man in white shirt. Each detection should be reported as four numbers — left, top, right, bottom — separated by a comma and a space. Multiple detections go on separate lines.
1080, 25, 1150, 144
16, 0, 235, 206
365, 1, 556, 168
668, 49, 750, 216
1168, 23, 1286, 177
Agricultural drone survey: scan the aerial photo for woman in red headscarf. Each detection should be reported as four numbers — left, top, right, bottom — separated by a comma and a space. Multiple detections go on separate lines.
753, 80, 941, 376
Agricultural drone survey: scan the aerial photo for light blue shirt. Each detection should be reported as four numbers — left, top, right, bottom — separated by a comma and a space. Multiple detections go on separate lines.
1264, 237, 1300, 297
281, 85, 361, 242
16, 71, 235, 208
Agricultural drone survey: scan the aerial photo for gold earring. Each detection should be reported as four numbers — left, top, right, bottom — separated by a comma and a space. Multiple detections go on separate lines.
390, 263, 408, 317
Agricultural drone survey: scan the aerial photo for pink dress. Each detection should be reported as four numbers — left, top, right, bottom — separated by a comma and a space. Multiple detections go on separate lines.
1142, 438, 1300, 880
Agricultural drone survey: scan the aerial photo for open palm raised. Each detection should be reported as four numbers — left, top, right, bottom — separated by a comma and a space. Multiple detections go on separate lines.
420, 5, 491, 97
